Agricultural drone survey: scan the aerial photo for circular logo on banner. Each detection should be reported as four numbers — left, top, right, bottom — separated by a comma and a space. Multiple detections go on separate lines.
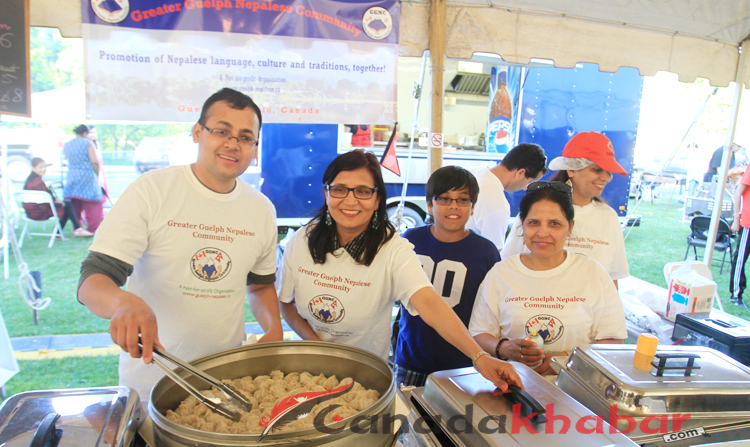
190, 248, 232, 282
362, 7, 393, 40
308, 295, 345, 324
525, 315, 563, 345
91, 0, 130, 24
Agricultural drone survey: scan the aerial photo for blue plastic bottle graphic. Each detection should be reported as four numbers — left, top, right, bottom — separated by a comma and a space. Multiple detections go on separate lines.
488, 70, 512, 154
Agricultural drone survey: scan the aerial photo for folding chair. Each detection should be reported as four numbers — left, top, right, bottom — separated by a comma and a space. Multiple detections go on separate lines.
684, 216, 734, 274
14, 191, 65, 248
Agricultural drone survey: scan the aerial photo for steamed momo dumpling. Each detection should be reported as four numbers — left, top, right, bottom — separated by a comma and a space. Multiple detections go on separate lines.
168, 370, 380, 435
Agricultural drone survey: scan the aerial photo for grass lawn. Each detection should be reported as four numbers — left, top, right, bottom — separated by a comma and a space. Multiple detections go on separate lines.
2, 187, 749, 400
625, 190, 750, 320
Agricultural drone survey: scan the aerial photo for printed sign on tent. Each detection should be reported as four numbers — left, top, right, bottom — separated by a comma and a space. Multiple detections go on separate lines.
81, 0, 399, 123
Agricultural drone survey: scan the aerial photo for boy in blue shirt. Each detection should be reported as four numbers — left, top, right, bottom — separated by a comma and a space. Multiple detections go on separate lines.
394, 166, 501, 386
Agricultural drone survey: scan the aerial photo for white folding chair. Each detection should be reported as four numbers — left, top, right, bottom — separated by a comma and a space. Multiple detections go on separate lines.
14, 191, 65, 248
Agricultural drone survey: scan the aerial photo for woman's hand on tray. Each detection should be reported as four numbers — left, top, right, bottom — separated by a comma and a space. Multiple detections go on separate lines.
474, 354, 525, 391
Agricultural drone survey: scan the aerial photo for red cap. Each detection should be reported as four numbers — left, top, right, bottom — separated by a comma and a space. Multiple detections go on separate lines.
562, 132, 628, 176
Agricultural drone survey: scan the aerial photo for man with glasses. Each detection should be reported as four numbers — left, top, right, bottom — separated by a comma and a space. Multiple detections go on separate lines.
466, 143, 548, 251
77, 88, 282, 406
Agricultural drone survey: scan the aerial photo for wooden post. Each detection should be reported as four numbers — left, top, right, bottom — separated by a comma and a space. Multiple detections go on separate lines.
428, 0, 446, 174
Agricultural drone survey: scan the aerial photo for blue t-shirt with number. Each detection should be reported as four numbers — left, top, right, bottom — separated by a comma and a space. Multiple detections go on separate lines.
395, 225, 500, 374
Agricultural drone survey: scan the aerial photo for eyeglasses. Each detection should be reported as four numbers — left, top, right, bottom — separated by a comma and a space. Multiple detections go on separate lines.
200, 123, 258, 149
433, 197, 473, 207
325, 184, 378, 199
526, 181, 572, 195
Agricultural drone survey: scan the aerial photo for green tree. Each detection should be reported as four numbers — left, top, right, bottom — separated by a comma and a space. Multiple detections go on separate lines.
30, 27, 83, 93
92, 124, 192, 152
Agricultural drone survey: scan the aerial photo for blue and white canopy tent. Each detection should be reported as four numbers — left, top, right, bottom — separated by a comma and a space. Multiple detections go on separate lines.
25, 0, 750, 264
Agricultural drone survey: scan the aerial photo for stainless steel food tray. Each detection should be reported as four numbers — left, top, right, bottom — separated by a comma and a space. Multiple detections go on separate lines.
0, 386, 142, 447
406, 363, 637, 446
556, 344, 750, 445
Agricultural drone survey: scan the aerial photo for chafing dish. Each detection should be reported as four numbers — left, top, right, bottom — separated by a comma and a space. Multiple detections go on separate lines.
557, 344, 750, 446
400, 363, 638, 446
0, 386, 142, 447
148, 341, 397, 447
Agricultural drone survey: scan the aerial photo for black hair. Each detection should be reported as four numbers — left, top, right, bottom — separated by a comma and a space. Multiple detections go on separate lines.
25, 157, 46, 187
307, 149, 395, 266
500, 143, 548, 179
549, 170, 604, 204
198, 88, 263, 131
518, 187, 575, 224
73, 124, 90, 136
425, 165, 479, 205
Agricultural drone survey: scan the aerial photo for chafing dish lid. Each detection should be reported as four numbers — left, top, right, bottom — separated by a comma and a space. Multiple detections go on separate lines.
415, 364, 638, 447
567, 345, 750, 389
0, 386, 141, 447
563, 345, 750, 416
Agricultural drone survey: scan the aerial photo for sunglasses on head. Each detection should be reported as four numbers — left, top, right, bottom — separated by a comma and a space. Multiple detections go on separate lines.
526, 181, 572, 195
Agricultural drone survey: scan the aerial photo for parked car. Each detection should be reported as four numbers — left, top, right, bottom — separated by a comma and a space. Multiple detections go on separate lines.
133, 137, 174, 173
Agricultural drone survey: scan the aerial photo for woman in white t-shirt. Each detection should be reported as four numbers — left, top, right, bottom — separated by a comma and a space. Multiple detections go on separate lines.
279, 149, 522, 391
470, 181, 627, 375
501, 131, 629, 285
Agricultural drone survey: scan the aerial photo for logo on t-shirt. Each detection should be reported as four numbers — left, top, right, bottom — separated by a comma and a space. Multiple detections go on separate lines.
191, 248, 232, 282
526, 315, 563, 345
308, 294, 345, 324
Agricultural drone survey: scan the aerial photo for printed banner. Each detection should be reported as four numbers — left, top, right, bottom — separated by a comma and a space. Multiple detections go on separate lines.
82, 0, 399, 123
486, 66, 521, 153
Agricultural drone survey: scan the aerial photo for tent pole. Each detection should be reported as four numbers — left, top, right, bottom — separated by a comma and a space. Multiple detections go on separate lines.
428, 0, 446, 174
1, 136, 7, 280
703, 40, 749, 269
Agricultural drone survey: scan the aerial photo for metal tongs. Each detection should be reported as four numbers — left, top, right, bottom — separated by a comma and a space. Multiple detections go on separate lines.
143, 341, 253, 422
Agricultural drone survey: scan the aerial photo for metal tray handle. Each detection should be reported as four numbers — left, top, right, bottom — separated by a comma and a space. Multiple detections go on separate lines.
30, 412, 60, 447
506, 385, 547, 423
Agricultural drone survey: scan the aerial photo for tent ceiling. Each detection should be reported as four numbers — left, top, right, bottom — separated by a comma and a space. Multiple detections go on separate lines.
31, 0, 750, 87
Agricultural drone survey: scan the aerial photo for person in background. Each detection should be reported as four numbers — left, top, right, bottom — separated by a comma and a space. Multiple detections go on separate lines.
466, 143, 548, 251
502, 132, 629, 287
393, 166, 500, 387
704, 142, 740, 183
470, 182, 627, 376
279, 149, 523, 392
730, 164, 750, 308
63, 125, 103, 234
23, 157, 92, 237
77, 88, 283, 405
346, 125, 373, 147
86, 126, 110, 203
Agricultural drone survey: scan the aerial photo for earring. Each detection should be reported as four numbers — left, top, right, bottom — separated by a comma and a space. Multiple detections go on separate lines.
325, 209, 332, 226
371, 210, 379, 230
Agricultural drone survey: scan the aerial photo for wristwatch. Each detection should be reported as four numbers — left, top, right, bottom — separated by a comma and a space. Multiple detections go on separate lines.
495, 338, 509, 360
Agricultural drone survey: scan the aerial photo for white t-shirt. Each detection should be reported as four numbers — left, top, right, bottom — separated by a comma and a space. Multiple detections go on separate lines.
466, 167, 509, 250
501, 200, 629, 280
469, 253, 627, 354
279, 226, 432, 360
90, 165, 278, 403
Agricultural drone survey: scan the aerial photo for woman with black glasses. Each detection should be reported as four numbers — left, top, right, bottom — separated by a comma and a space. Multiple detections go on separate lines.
470, 181, 626, 376
501, 132, 629, 287
279, 149, 523, 391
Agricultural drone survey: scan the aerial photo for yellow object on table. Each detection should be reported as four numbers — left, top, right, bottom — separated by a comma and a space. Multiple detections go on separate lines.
633, 333, 659, 371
